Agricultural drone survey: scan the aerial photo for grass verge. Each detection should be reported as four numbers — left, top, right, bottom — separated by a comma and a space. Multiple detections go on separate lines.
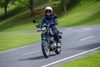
58, 1, 100, 27
0, 33, 40, 51
58, 52, 100, 67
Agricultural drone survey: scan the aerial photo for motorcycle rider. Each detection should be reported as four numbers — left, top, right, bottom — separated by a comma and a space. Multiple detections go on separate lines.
39, 6, 61, 47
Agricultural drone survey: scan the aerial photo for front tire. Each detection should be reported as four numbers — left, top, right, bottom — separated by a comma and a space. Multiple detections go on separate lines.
41, 41, 50, 58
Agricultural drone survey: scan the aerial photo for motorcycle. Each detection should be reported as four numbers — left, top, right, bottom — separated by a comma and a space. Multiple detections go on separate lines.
33, 20, 62, 58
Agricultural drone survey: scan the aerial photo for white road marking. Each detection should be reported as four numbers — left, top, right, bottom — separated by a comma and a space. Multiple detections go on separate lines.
0, 46, 28, 54
22, 50, 41, 56
80, 36, 95, 41
41, 47, 100, 67
67, 28, 71, 30
82, 28, 92, 30
0, 50, 41, 63
0, 45, 40, 54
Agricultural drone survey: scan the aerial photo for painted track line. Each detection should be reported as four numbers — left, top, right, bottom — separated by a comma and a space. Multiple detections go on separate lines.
0, 46, 28, 54
0, 45, 40, 54
22, 50, 41, 56
80, 36, 95, 41
41, 47, 100, 67
82, 28, 92, 30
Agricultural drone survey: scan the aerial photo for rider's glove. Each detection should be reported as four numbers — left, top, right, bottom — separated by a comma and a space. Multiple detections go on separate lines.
36, 25, 40, 28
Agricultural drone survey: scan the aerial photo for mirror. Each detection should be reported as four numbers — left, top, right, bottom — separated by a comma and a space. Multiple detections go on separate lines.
33, 19, 36, 23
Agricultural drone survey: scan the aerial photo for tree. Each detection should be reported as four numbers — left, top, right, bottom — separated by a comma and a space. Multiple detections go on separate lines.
0, 0, 11, 15
60, 0, 73, 13
28, 0, 34, 14
16, 0, 34, 14
49, 0, 70, 13
61, 0, 80, 13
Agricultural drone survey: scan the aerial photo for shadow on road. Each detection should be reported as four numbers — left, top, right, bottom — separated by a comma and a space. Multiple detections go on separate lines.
18, 54, 56, 61
70, 42, 100, 50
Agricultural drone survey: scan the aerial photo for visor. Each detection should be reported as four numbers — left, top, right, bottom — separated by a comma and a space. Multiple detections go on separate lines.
45, 10, 52, 13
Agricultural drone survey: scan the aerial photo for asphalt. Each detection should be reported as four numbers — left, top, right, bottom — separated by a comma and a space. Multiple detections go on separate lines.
0, 25, 100, 67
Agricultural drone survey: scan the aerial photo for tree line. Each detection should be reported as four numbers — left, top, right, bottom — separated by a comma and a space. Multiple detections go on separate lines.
0, 0, 35, 15
0, 0, 80, 16
56, 0, 80, 13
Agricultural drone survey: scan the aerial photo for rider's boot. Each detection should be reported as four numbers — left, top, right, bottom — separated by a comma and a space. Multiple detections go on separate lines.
59, 35, 62, 39
57, 42, 61, 47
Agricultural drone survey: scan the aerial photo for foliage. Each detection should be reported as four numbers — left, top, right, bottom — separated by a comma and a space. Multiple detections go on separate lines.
49, 0, 80, 13
14, 0, 34, 14
0, 0, 11, 15
0, 0, 35, 15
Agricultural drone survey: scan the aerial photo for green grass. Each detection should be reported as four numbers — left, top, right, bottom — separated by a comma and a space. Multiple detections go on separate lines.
0, 4, 16, 15
0, 12, 37, 32
0, 7, 41, 32
58, 1, 100, 27
0, 33, 40, 51
58, 52, 100, 67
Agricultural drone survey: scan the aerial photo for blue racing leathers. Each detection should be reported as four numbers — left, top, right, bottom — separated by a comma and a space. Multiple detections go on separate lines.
39, 15, 58, 30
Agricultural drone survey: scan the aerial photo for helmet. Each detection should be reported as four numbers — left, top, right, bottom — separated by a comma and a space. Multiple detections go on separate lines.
45, 6, 53, 12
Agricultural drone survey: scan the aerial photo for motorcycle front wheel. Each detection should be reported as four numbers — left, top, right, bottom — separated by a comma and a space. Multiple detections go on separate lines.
41, 41, 50, 58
